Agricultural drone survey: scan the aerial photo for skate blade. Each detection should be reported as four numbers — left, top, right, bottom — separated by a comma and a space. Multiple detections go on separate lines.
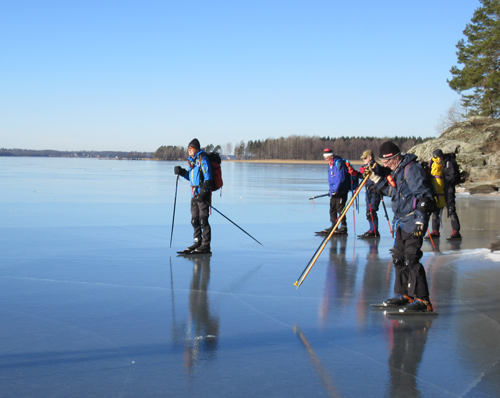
370, 303, 402, 309
178, 251, 212, 257
387, 311, 438, 316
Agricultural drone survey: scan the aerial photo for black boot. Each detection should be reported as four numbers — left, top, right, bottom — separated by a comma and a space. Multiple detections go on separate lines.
382, 294, 412, 307
193, 245, 211, 253
399, 298, 433, 312
335, 224, 348, 235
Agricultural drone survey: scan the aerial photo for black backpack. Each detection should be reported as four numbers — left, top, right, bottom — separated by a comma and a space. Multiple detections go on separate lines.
443, 153, 461, 186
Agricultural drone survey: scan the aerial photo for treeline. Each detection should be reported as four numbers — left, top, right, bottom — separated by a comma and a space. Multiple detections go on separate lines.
235, 135, 430, 160
4, 135, 430, 161
154, 145, 188, 160
0, 148, 150, 159
154, 144, 221, 160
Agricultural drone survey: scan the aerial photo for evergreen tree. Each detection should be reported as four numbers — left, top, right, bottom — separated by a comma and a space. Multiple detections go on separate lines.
448, 0, 500, 118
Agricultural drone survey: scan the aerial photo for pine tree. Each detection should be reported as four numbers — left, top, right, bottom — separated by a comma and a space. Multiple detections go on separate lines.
448, 0, 500, 118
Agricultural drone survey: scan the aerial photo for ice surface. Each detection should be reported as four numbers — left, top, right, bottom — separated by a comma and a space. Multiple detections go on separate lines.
1, 157, 500, 397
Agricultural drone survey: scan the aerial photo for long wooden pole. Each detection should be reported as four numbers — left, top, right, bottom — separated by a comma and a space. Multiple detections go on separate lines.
294, 172, 371, 288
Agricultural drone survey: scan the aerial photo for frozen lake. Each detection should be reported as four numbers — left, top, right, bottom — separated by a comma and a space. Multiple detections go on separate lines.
1, 157, 500, 397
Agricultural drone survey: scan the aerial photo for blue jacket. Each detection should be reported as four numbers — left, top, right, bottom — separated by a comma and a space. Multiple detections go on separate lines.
375, 154, 433, 233
328, 156, 351, 195
183, 150, 212, 197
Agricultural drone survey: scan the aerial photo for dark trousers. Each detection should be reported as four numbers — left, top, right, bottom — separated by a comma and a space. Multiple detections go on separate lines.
329, 192, 348, 226
191, 198, 211, 248
431, 189, 460, 232
366, 207, 379, 232
366, 192, 381, 232
393, 227, 429, 300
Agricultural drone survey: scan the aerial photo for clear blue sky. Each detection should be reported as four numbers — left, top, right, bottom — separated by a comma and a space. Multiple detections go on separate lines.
0, 0, 479, 152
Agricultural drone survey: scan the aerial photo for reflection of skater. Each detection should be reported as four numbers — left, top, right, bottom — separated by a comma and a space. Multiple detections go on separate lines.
356, 239, 392, 325
369, 141, 434, 313
386, 317, 434, 398
320, 236, 357, 324
318, 148, 351, 235
182, 254, 219, 371
424, 149, 462, 240
174, 138, 213, 254
359, 150, 383, 238
360, 239, 391, 297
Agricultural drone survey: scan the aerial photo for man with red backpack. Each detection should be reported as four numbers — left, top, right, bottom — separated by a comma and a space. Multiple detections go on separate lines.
174, 138, 213, 254
318, 148, 352, 235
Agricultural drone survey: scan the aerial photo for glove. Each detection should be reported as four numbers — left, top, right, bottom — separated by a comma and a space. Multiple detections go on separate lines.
346, 164, 357, 176
367, 166, 381, 183
359, 166, 366, 174
174, 166, 187, 176
196, 182, 211, 202
416, 197, 435, 214
413, 222, 425, 238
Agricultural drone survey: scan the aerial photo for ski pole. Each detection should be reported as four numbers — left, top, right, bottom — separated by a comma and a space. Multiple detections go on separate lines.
294, 172, 371, 289
426, 229, 436, 250
309, 193, 329, 211
204, 201, 263, 246
309, 193, 329, 200
169, 175, 180, 249
352, 205, 356, 235
381, 197, 393, 238
368, 203, 376, 237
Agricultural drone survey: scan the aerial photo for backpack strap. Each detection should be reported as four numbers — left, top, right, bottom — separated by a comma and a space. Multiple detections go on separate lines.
404, 161, 415, 182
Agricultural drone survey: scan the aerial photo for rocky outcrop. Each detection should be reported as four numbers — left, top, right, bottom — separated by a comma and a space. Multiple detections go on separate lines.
408, 116, 500, 183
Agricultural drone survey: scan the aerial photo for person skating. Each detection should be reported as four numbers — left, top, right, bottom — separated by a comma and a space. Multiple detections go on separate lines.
174, 139, 213, 254
368, 141, 435, 313
318, 148, 351, 235
424, 149, 462, 240
358, 150, 383, 238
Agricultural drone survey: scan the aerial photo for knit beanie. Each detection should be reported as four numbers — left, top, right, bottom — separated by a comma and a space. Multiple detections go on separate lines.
323, 148, 334, 158
432, 149, 444, 159
379, 141, 400, 160
188, 138, 201, 150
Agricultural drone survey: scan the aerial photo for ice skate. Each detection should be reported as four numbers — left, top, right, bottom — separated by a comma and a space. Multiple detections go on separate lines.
424, 230, 440, 240
447, 230, 462, 240
358, 230, 379, 239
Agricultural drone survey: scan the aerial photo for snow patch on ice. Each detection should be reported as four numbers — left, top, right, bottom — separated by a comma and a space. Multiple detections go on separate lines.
455, 248, 500, 262
486, 251, 500, 262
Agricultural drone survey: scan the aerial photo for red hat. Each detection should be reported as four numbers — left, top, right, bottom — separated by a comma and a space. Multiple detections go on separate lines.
323, 148, 334, 157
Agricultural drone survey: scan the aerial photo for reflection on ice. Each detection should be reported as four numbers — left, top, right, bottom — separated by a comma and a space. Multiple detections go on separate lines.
183, 254, 219, 373
386, 317, 434, 398
294, 325, 341, 398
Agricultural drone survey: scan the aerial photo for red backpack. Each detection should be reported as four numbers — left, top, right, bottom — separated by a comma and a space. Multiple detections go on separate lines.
205, 152, 223, 192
